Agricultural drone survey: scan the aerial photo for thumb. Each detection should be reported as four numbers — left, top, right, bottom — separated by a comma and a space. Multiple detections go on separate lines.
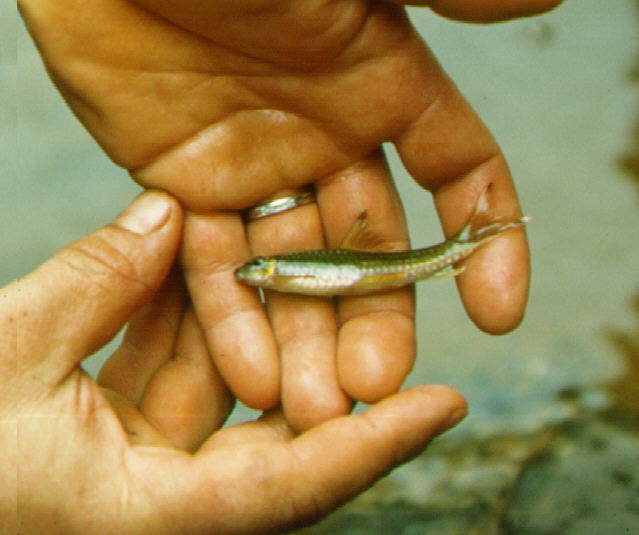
3, 190, 182, 379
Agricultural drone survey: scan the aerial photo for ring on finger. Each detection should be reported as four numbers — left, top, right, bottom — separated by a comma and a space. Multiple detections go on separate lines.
244, 189, 315, 221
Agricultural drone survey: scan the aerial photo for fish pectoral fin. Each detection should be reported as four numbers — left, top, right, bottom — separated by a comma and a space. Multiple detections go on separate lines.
339, 211, 391, 251
430, 265, 466, 280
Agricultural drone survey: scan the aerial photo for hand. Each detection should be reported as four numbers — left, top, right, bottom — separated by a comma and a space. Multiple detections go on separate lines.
18, 0, 556, 429
0, 191, 467, 535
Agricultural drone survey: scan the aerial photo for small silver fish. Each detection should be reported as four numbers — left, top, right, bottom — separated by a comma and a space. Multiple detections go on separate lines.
235, 204, 530, 296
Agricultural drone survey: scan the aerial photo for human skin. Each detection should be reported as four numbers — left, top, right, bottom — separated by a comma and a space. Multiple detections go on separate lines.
0, 191, 467, 535
18, 0, 562, 430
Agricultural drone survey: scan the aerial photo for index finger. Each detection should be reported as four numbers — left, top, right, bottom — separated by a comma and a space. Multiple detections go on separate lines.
180, 211, 280, 410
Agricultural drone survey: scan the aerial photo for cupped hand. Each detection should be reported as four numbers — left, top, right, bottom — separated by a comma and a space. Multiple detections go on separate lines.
18, 0, 559, 428
0, 191, 467, 535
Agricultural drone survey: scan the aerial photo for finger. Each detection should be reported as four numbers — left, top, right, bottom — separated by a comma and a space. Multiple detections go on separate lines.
394, 64, 530, 334
181, 211, 280, 410
4, 191, 182, 382
100, 387, 174, 448
286, 385, 467, 519
387, 0, 564, 22
316, 152, 416, 403
98, 268, 186, 403
179, 385, 466, 534
139, 308, 235, 452
247, 200, 351, 432
434, 165, 530, 334
199, 410, 295, 452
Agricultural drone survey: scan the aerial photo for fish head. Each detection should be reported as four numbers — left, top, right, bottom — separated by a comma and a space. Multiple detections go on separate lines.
235, 257, 277, 287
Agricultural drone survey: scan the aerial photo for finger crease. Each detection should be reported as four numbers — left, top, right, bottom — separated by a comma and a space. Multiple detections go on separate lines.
339, 307, 414, 327
277, 326, 337, 350
63, 243, 152, 292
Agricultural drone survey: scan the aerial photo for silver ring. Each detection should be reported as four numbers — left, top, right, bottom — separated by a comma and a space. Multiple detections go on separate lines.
245, 190, 315, 221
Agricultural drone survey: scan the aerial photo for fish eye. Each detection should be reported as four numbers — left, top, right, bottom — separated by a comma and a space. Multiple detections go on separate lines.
243, 257, 274, 274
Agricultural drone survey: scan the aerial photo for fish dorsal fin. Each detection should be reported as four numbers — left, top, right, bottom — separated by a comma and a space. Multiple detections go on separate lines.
339, 211, 388, 251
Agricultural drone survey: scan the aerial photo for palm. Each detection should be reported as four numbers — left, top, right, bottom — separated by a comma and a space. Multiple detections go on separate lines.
26, 0, 435, 206
17, 365, 465, 535
21, 0, 531, 429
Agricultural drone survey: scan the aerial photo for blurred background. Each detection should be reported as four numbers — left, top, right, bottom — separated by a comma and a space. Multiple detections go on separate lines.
5, 0, 639, 533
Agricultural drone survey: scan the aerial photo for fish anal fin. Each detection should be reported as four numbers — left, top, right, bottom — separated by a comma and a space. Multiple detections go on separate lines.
339, 211, 389, 251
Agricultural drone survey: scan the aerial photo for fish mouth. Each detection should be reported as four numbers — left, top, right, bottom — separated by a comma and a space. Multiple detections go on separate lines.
234, 265, 250, 281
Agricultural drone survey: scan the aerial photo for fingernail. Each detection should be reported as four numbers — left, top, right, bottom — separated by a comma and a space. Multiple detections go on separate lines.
116, 192, 171, 235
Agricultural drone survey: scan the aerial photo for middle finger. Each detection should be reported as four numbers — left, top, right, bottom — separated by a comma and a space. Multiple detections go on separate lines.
247, 196, 351, 432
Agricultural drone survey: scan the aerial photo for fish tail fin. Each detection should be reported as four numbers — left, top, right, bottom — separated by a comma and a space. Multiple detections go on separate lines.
470, 215, 532, 244
455, 189, 531, 244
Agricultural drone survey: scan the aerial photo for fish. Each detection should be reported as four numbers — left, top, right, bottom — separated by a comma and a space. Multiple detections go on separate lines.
235, 204, 530, 297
